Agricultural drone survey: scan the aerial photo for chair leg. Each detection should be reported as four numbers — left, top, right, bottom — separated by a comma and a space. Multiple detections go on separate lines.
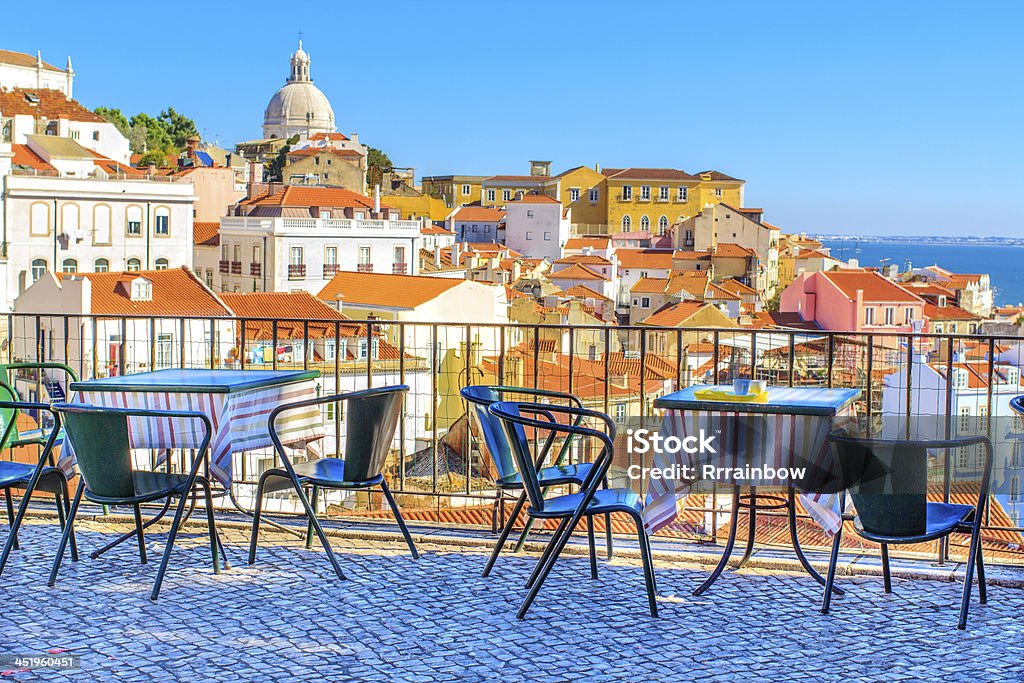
512, 515, 535, 553
380, 480, 419, 559
4, 488, 17, 551
59, 478, 78, 562
976, 542, 987, 605
632, 512, 659, 618
483, 490, 526, 577
47, 480, 84, 588
603, 476, 613, 560
526, 518, 570, 589
291, 477, 346, 581
587, 517, 598, 580
821, 524, 844, 614
132, 504, 148, 565
958, 527, 983, 630
518, 514, 583, 619
305, 485, 319, 550
150, 490, 192, 600
248, 471, 271, 565
198, 479, 220, 574
880, 543, 892, 594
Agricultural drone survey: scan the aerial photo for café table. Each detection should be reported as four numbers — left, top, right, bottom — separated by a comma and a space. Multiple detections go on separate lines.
60, 368, 325, 557
644, 384, 860, 595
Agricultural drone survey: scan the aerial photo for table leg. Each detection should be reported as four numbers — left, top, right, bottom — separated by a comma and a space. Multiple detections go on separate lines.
693, 486, 742, 596
736, 486, 757, 569
788, 488, 844, 594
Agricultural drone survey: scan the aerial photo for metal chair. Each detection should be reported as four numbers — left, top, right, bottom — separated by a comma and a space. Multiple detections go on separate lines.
488, 400, 658, 619
0, 391, 78, 576
48, 403, 221, 600
821, 431, 993, 629
249, 385, 417, 581
461, 385, 613, 577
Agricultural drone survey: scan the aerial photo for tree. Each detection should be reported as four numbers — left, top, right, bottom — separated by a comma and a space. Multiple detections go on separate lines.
267, 134, 300, 181
137, 149, 168, 168
366, 147, 393, 190
128, 124, 148, 154
94, 107, 130, 137
159, 107, 199, 149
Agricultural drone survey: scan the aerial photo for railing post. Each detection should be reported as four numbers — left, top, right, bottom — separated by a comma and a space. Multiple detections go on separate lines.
826, 333, 835, 388
904, 333, 913, 440
91, 316, 98, 378
603, 326, 611, 416
788, 332, 796, 387
209, 318, 216, 370
239, 319, 247, 370
303, 321, 310, 371
940, 333, 955, 563
178, 318, 186, 369
149, 318, 156, 370
567, 326, 575, 397
272, 320, 279, 371
365, 321, 373, 385
119, 317, 127, 375
397, 322, 406, 490
431, 323, 439, 494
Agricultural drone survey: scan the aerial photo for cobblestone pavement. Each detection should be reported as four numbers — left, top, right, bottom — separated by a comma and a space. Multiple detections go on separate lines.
1, 515, 1022, 683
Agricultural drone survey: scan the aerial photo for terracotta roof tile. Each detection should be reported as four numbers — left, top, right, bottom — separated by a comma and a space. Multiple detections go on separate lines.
0, 88, 105, 123
10, 144, 55, 173
631, 277, 669, 294
602, 167, 696, 181
453, 207, 505, 222
822, 270, 923, 304
639, 301, 711, 326
548, 263, 608, 282
616, 249, 676, 270
697, 170, 743, 182
561, 284, 611, 301
0, 49, 62, 71
317, 271, 465, 309
239, 186, 378, 210
511, 193, 559, 203
563, 237, 611, 250
193, 221, 220, 247
54, 268, 230, 317
923, 302, 981, 321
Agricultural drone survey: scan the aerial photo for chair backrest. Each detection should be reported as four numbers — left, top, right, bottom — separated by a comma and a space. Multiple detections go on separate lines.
488, 401, 546, 509
56, 405, 136, 499
461, 385, 515, 480
342, 386, 407, 483
0, 381, 20, 451
1011, 395, 1024, 419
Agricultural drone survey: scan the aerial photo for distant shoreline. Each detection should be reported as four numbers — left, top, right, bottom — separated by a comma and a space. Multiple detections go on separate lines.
816, 235, 1024, 248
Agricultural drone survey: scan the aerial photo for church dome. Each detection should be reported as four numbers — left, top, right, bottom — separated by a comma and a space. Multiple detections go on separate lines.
262, 41, 336, 140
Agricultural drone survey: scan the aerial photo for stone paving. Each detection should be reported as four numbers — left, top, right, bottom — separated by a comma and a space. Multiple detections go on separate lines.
1, 513, 1023, 683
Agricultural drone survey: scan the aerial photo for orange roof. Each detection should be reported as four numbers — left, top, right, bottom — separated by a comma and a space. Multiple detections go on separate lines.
923, 302, 980, 321
553, 254, 612, 267
904, 281, 957, 298
749, 311, 821, 330
616, 249, 676, 270
711, 243, 756, 258
286, 147, 363, 159
548, 263, 608, 281
0, 49, 62, 71
308, 132, 350, 142
317, 271, 465, 309
193, 221, 220, 247
10, 144, 55, 172
705, 281, 740, 300
484, 175, 549, 182
639, 301, 711, 327
631, 277, 669, 294
930, 362, 1021, 390
561, 284, 611, 302
563, 236, 611, 250
761, 221, 783, 231
698, 170, 742, 182
240, 186, 378, 210
606, 352, 678, 381
822, 270, 923, 304
54, 268, 230, 317
602, 168, 695, 181
453, 207, 505, 222
421, 224, 454, 235
794, 248, 834, 260
672, 250, 712, 261
511, 193, 559, 204
221, 291, 344, 321
717, 278, 758, 297
0, 88, 105, 122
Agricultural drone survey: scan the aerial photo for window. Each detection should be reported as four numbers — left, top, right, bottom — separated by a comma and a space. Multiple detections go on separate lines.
462, 184, 471, 196
290, 246, 303, 265
127, 258, 141, 272
864, 307, 875, 325
61, 259, 77, 273
641, 297, 651, 308
640, 186, 650, 200
884, 307, 895, 326
544, 232, 551, 241
677, 187, 688, 202
319, 210, 330, 219
31, 259, 47, 282
486, 189, 496, 202
93, 205, 111, 244
253, 245, 261, 264
358, 338, 380, 360
233, 244, 241, 262
394, 246, 407, 274
502, 190, 511, 202
715, 188, 723, 197
156, 333, 173, 369
659, 186, 669, 201
325, 340, 336, 361
127, 205, 143, 236
658, 216, 669, 235
130, 278, 152, 300
204, 269, 213, 287
569, 187, 580, 202
621, 186, 633, 201
154, 258, 169, 270
621, 215, 631, 232
358, 246, 371, 266
526, 231, 533, 240
640, 215, 650, 232
92, 130, 100, 141
94, 258, 109, 273
614, 403, 626, 423
588, 188, 599, 202
30, 203, 49, 236
527, 210, 534, 218
325, 246, 337, 266
905, 308, 914, 324
155, 208, 170, 236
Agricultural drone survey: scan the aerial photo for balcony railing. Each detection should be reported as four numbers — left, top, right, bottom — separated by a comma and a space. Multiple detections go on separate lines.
393, 263, 408, 275
249, 263, 261, 276
356, 263, 373, 273
323, 264, 339, 278
218, 260, 230, 274
230, 261, 242, 275
6, 312, 1024, 567
287, 264, 306, 280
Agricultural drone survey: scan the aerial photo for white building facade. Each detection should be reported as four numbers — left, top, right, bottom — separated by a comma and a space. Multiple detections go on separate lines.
503, 194, 570, 261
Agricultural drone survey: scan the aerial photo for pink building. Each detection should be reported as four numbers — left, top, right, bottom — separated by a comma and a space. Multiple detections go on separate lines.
779, 270, 925, 332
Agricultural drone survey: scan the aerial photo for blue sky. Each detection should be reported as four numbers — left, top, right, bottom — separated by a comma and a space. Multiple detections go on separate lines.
2, 1, 1022, 236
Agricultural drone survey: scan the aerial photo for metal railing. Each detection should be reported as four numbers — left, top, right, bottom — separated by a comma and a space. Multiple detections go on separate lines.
5, 312, 1024, 565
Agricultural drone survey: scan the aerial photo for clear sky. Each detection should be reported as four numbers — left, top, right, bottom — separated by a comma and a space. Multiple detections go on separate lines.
2, 1, 1022, 236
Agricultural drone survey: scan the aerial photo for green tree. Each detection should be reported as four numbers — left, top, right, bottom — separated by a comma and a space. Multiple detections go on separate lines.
137, 149, 168, 168
366, 146, 393, 190
267, 134, 300, 181
159, 107, 199, 149
94, 107, 130, 137
128, 113, 172, 154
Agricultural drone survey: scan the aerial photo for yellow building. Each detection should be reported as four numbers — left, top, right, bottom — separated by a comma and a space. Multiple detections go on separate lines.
421, 175, 487, 208
546, 165, 607, 228
379, 192, 451, 221
480, 175, 553, 207
602, 168, 744, 237
282, 148, 366, 192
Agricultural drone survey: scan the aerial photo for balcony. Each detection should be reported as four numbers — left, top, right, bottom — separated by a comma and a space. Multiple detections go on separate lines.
357, 263, 374, 273
220, 215, 422, 238
230, 261, 242, 275
218, 260, 230, 274
287, 264, 306, 280
249, 263, 261, 276
393, 263, 408, 275
323, 263, 339, 278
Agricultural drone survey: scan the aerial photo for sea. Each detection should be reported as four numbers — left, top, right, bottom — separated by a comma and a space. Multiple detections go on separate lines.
820, 238, 1024, 307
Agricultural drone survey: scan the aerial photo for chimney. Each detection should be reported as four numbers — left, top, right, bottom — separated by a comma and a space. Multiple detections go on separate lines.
434, 245, 441, 269
452, 242, 462, 267
247, 161, 264, 196
373, 184, 381, 213
186, 135, 200, 159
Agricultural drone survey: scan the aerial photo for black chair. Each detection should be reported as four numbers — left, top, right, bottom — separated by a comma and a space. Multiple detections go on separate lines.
0, 395, 78, 576
249, 385, 418, 581
461, 385, 612, 577
48, 403, 221, 600
822, 431, 993, 629
488, 400, 658, 619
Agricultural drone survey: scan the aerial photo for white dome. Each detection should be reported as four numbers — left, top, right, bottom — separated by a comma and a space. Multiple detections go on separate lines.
262, 41, 336, 140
